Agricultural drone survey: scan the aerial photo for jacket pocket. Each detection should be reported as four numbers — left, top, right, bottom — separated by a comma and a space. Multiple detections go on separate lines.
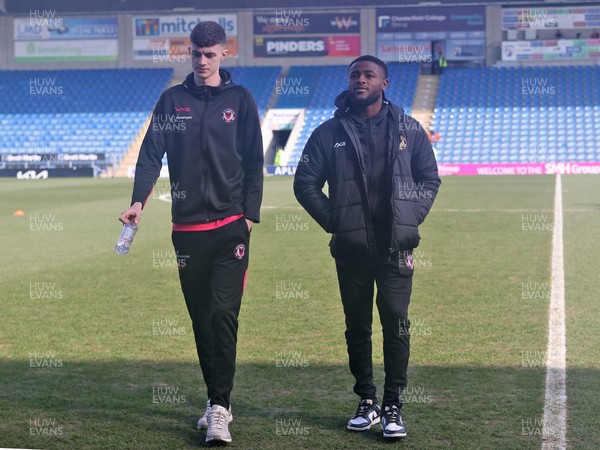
397, 249, 415, 277
393, 224, 420, 251
329, 229, 369, 260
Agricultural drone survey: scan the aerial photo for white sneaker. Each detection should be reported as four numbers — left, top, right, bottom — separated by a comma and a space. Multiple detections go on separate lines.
206, 404, 232, 443
197, 400, 233, 429
347, 398, 381, 431
381, 405, 407, 438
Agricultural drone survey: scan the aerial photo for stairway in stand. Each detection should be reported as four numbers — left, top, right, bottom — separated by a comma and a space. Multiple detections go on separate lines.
410, 74, 440, 131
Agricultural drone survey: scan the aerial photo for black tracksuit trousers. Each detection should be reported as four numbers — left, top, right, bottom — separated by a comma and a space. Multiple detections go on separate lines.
171, 217, 250, 409
335, 250, 413, 408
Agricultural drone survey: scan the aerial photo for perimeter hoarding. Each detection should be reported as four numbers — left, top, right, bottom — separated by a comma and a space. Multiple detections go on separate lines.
376, 6, 485, 63
1, 153, 105, 163
502, 39, 600, 61
438, 162, 600, 176
0, 168, 94, 178
14, 17, 118, 40
253, 11, 359, 35
15, 40, 118, 62
14, 16, 119, 62
132, 14, 238, 61
253, 11, 360, 58
502, 6, 600, 30
377, 6, 485, 33
254, 35, 359, 58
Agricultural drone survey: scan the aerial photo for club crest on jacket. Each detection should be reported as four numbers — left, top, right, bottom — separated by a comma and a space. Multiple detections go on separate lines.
221, 108, 236, 123
399, 136, 408, 150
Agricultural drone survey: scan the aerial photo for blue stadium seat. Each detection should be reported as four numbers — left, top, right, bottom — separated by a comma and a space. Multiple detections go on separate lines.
430, 65, 600, 163
0, 68, 173, 168
226, 66, 282, 116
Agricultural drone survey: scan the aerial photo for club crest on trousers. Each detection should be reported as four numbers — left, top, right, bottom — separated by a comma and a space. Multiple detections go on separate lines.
234, 243, 246, 260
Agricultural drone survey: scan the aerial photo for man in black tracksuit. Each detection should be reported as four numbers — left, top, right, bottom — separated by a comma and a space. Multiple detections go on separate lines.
119, 22, 263, 444
294, 55, 440, 439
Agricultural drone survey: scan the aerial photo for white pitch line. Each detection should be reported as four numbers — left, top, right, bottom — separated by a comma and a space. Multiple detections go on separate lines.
541, 174, 567, 450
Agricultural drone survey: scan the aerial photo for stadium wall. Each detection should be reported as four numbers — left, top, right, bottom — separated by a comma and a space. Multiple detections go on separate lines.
1, 6, 493, 73
4, 0, 548, 13
487, 6, 504, 66
2, 5, 599, 73
0, 17, 10, 69
1, 8, 376, 75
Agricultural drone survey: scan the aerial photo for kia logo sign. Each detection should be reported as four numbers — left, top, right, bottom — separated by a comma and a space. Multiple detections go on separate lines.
17, 170, 48, 179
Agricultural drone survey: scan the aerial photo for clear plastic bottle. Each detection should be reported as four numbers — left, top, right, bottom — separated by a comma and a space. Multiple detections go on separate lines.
115, 222, 138, 254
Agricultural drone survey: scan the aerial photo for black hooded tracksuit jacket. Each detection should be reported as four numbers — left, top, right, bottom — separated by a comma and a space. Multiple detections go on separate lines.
129, 70, 263, 410
131, 70, 264, 224
294, 91, 441, 261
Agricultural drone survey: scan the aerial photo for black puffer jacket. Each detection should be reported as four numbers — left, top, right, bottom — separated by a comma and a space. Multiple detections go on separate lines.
294, 92, 441, 260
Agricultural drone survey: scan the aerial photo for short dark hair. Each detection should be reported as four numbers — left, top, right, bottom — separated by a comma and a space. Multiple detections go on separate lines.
348, 55, 388, 79
190, 21, 226, 48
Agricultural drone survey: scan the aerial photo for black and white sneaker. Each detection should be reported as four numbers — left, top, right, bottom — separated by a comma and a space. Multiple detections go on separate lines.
380, 405, 406, 438
346, 399, 381, 431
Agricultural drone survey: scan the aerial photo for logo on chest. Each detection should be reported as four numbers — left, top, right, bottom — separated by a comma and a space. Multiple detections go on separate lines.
399, 135, 408, 151
221, 108, 237, 123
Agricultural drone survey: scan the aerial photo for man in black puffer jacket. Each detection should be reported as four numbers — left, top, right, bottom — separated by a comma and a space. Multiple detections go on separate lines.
294, 55, 440, 440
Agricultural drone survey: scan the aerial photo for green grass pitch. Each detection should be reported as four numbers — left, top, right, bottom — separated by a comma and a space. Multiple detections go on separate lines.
0, 175, 599, 449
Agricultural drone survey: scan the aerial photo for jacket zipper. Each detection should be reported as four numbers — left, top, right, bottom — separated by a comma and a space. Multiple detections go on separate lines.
342, 117, 376, 257
202, 85, 210, 221
389, 115, 401, 258
369, 120, 375, 219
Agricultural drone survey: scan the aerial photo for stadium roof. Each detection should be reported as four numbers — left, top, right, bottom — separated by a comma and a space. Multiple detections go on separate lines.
5, 0, 600, 14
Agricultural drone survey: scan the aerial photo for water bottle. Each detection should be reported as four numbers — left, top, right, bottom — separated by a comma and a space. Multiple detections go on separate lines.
115, 222, 138, 254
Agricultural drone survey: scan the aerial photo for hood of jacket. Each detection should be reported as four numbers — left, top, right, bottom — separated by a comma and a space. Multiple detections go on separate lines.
183, 69, 235, 98
333, 90, 404, 123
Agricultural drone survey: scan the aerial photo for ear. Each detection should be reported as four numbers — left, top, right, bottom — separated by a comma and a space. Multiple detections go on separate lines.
382, 79, 389, 90
188, 46, 192, 56
220, 46, 229, 61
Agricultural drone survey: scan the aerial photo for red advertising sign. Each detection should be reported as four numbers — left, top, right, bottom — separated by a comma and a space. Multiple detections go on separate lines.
254, 35, 360, 57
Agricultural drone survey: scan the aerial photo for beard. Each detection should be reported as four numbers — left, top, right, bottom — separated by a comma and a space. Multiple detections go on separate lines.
349, 90, 382, 108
